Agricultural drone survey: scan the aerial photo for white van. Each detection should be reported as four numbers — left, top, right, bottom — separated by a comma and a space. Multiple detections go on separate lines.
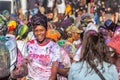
0, 0, 18, 14
0, 0, 27, 15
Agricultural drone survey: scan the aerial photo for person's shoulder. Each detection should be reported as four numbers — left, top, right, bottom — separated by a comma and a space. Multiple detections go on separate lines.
70, 62, 83, 70
5, 36, 17, 45
103, 62, 117, 70
27, 39, 35, 44
46, 40, 61, 51
48, 40, 59, 46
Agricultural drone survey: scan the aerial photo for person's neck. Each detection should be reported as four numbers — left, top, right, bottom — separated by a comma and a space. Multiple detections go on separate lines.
37, 38, 50, 46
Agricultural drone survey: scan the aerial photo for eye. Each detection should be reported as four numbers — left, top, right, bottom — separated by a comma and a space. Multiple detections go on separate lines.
34, 29, 39, 32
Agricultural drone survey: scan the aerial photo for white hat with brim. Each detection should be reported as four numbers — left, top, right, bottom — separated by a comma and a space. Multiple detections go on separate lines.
84, 23, 98, 33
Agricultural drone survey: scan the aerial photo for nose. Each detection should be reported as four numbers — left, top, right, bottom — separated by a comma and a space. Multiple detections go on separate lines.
37, 30, 42, 35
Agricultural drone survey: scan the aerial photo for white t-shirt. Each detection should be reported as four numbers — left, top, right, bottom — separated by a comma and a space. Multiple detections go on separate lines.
57, 0, 66, 14
73, 45, 82, 61
73, 39, 81, 46
47, 0, 54, 8
17, 40, 27, 57
26, 39, 61, 80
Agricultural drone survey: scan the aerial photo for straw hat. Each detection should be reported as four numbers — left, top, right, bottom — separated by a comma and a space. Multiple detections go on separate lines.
66, 25, 83, 34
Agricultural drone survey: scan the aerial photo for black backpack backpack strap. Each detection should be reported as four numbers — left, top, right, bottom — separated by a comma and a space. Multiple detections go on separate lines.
89, 63, 106, 80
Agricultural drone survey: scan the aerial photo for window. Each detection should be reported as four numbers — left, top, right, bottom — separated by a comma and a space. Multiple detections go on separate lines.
0, 1, 11, 14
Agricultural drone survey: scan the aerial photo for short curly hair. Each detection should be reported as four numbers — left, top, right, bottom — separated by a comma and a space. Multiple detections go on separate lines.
31, 13, 48, 30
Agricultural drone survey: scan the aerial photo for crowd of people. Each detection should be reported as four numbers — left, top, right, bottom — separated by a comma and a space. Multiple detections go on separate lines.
0, 0, 120, 80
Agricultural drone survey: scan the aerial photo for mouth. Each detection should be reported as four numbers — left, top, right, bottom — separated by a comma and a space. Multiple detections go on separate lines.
37, 35, 45, 41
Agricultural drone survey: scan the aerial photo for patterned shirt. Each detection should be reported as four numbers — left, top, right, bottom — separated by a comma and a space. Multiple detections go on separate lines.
26, 39, 61, 80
